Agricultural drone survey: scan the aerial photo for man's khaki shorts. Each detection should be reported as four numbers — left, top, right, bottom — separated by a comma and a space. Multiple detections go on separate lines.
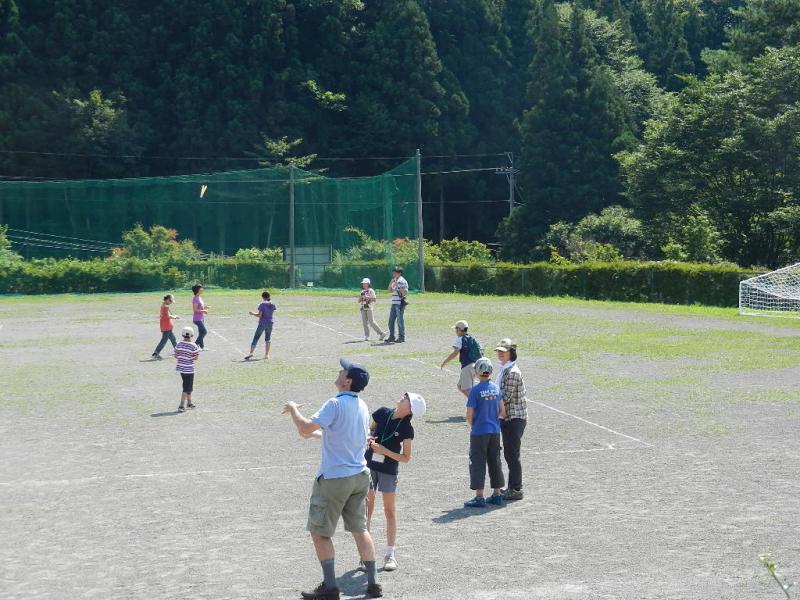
306, 471, 370, 537
458, 363, 476, 392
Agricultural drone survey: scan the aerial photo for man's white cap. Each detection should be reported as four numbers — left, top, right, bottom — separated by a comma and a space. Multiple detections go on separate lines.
361, 277, 371, 285
452, 320, 469, 330
181, 326, 194, 338
407, 392, 426, 418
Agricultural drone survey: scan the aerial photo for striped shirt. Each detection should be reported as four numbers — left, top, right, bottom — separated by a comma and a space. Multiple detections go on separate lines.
498, 362, 528, 420
390, 277, 408, 305
175, 341, 200, 373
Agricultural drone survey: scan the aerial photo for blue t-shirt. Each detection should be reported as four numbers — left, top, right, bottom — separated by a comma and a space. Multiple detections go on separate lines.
466, 380, 502, 436
257, 301, 276, 324
311, 391, 370, 479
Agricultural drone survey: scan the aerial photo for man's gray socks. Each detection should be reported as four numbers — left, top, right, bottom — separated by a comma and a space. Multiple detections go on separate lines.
364, 560, 377, 585
320, 558, 336, 588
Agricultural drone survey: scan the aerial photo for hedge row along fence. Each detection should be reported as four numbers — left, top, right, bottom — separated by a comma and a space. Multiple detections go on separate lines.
0, 258, 760, 307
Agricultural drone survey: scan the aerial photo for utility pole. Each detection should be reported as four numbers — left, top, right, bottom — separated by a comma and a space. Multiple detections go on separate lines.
416, 148, 425, 292
494, 152, 518, 217
289, 164, 296, 289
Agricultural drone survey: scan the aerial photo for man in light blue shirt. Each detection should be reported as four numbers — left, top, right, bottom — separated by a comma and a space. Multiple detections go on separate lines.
283, 358, 382, 599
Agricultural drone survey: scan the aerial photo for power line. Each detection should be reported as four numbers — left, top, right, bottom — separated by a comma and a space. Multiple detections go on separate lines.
0, 149, 508, 162
6, 228, 117, 247
9, 239, 113, 253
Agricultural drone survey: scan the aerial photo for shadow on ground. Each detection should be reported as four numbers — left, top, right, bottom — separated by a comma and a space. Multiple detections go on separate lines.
432, 504, 504, 523
150, 411, 183, 418
427, 416, 466, 424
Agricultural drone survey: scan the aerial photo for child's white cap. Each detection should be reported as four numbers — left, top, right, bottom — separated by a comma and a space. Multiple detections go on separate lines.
361, 278, 371, 285
181, 326, 194, 338
406, 392, 426, 418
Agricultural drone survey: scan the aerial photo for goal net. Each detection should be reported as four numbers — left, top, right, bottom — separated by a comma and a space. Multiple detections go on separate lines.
739, 263, 800, 317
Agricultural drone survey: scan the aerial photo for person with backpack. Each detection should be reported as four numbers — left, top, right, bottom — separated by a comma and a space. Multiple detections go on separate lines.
439, 320, 483, 398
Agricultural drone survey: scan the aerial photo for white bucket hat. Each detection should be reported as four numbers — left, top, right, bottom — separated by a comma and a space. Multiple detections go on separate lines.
361, 277, 371, 285
406, 392, 426, 418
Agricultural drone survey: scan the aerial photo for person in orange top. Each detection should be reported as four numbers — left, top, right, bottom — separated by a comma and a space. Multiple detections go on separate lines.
151, 294, 180, 360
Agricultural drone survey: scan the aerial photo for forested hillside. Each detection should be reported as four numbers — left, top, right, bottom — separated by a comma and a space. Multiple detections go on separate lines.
1, 0, 799, 266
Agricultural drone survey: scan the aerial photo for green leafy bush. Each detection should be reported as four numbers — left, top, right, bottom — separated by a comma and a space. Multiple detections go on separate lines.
233, 247, 286, 262
115, 224, 202, 261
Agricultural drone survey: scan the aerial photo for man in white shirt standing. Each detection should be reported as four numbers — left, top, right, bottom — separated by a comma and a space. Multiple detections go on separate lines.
386, 266, 408, 343
283, 358, 382, 599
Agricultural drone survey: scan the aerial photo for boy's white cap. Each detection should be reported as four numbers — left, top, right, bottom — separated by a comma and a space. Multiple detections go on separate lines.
181, 326, 194, 337
407, 392, 426, 418
361, 277, 371, 285
452, 320, 469, 330
474, 357, 493, 375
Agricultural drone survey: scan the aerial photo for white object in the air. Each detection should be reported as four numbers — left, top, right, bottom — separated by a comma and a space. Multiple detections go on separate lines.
200, 184, 208, 198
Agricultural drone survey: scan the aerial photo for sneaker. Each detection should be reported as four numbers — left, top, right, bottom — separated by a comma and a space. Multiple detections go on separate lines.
487, 494, 504, 506
503, 488, 524, 501
364, 336, 370, 341
464, 496, 487, 508
300, 582, 340, 600
151, 354, 162, 360
186, 403, 196, 409
386, 336, 396, 343
356, 560, 366, 572
383, 556, 398, 571
178, 405, 186, 412
366, 583, 383, 598
396, 336, 405, 343
379, 333, 386, 341
244, 354, 253, 361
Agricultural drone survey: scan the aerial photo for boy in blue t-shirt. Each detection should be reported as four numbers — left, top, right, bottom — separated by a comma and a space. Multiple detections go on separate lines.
245, 291, 276, 360
464, 357, 506, 507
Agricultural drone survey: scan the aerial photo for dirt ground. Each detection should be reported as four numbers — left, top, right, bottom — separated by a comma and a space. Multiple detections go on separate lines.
1, 291, 798, 599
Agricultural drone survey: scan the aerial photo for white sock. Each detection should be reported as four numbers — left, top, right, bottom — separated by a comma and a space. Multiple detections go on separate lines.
385, 546, 395, 558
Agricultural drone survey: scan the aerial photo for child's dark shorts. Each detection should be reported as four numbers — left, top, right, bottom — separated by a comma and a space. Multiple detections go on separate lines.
180, 373, 194, 394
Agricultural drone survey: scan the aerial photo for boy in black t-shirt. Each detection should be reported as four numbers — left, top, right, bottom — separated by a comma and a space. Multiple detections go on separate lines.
363, 392, 426, 572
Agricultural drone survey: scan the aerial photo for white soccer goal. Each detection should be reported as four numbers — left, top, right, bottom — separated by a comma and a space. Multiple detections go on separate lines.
739, 262, 800, 317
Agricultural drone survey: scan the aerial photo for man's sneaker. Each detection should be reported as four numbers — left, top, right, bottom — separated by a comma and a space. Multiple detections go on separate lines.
379, 333, 386, 341
503, 488, 524, 501
178, 405, 186, 412
386, 336, 396, 343
356, 560, 366, 572
464, 496, 487, 508
383, 555, 398, 571
366, 582, 383, 598
396, 336, 405, 343
300, 582, 340, 600
487, 493, 504, 506
244, 354, 253, 361
151, 354, 162, 360
364, 336, 370, 341
186, 402, 196, 409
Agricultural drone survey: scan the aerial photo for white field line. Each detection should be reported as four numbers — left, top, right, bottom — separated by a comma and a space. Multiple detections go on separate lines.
303, 318, 652, 448
0, 462, 318, 488
207, 326, 247, 357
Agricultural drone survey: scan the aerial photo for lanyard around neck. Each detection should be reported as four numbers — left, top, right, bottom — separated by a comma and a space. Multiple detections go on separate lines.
379, 410, 402, 444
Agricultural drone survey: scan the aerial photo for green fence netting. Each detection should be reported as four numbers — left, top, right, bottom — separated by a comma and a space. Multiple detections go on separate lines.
0, 159, 420, 288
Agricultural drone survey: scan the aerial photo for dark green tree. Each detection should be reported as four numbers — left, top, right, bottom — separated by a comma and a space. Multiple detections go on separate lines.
726, 0, 800, 60
619, 45, 800, 266
500, 2, 633, 260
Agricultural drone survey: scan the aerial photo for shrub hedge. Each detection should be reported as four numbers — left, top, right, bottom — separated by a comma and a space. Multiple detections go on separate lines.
0, 257, 760, 307
321, 260, 761, 307
0, 258, 291, 294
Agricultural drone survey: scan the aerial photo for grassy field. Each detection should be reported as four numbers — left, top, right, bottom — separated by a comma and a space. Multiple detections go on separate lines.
1, 290, 799, 599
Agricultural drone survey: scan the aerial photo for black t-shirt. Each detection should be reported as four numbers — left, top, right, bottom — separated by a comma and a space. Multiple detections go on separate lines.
365, 406, 414, 475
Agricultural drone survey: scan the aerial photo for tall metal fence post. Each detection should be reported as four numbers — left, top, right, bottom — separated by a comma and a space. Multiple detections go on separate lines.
416, 148, 425, 292
289, 165, 296, 289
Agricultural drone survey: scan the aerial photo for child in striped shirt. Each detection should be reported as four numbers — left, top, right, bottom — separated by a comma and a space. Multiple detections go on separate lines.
175, 326, 201, 412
